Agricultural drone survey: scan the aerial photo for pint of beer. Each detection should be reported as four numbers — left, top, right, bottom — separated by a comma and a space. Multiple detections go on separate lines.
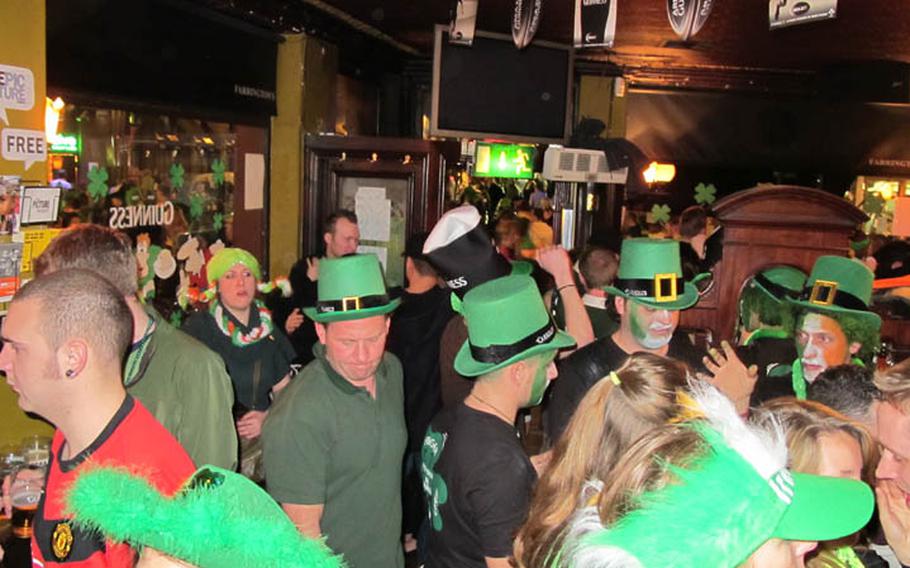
10, 469, 43, 539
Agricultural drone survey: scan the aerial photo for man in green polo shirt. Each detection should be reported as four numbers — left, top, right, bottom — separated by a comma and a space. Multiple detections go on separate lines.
263, 254, 406, 568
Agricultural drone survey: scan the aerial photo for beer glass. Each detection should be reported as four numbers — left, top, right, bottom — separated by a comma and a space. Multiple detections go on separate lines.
10, 467, 44, 539
20, 435, 50, 468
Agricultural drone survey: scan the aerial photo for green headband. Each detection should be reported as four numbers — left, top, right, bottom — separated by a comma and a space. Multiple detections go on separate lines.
206, 247, 262, 286
66, 465, 343, 568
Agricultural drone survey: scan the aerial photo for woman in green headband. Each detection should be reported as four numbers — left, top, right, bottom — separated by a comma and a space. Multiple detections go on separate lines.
182, 247, 296, 480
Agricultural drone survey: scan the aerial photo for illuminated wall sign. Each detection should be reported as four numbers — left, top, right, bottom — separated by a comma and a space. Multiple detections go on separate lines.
108, 201, 175, 230
474, 142, 537, 179
49, 133, 78, 153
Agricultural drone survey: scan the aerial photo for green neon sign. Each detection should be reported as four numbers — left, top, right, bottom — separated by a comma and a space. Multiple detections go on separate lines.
49, 134, 79, 153
474, 143, 536, 179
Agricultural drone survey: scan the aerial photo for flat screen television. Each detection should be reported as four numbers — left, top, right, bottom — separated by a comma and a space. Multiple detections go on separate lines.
431, 25, 573, 144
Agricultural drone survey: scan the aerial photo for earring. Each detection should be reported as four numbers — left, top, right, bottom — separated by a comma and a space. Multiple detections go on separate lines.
65, 369, 75, 378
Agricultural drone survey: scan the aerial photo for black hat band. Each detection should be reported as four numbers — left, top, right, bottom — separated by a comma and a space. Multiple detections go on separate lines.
615, 274, 680, 303
754, 273, 801, 301
316, 293, 390, 314
799, 280, 869, 312
469, 321, 558, 364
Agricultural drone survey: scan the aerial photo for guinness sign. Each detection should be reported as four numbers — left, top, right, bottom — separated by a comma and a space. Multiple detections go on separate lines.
574, 0, 617, 48
512, 0, 543, 49
667, 0, 715, 41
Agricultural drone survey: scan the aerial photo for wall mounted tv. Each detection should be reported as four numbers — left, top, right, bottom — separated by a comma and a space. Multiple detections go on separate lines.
431, 25, 573, 145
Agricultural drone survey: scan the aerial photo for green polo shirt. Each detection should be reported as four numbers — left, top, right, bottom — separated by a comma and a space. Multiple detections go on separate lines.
263, 344, 407, 568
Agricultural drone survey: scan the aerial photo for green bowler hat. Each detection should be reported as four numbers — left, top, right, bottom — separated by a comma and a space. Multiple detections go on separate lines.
751, 265, 807, 302
603, 238, 699, 310
302, 254, 400, 323
789, 255, 881, 329
454, 275, 576, 377
66, 465, 342, 568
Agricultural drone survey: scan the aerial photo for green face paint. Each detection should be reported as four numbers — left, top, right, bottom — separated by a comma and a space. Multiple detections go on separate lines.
523, 351, 556, 408
629, 305, 648, 343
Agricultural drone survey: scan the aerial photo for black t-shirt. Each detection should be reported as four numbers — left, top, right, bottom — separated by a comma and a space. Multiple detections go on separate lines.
545, 333, 706, 443
386, 286, 455, 451
422, 403, 537, 568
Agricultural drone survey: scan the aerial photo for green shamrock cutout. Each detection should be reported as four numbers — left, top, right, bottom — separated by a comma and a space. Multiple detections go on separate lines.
213, 212, 224, 231
169, 163, 185, 190
863, 193, 885, 216
421, 427, 449, 531
87, 166, 109, 201
694, 183, 717, 205
169, 310, 183, 327
651, 203, 671, 224
211, 159, 225, 186
189, 194, 205, 220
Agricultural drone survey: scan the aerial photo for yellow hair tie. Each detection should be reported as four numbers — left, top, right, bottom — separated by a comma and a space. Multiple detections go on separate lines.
609, 371, 621, 386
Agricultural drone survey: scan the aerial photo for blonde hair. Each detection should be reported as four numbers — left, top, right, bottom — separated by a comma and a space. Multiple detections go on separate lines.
876, 358, 910, 412
752, 398, 878, 568
513, 353, 688, 567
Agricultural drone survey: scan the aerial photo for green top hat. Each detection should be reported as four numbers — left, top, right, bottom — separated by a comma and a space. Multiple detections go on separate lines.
302, 254, 400, 323
603, 238, 699, 310
454, 275, 576, 377
751, 265, 807, 302
563, 385, 874, 568
66, 465, 343, 568
789, 255, 881, 329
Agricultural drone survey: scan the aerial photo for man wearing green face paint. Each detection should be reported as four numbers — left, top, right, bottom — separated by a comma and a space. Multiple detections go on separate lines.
546, 238, 712, 442
421, 275, 575, 568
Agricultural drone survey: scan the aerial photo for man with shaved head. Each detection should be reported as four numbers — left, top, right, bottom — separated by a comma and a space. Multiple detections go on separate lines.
1, 269, 194, 566
35, 224, 237, 470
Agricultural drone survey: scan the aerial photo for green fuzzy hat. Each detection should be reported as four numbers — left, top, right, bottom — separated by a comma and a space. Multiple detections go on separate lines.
603, 238, 700, 310
454, 274, 576, 377
788, 255, 881, 330
206, 247, 262, 286
65, 465, 344, 568
301, 254, 400, 323
563, 384, 874, 568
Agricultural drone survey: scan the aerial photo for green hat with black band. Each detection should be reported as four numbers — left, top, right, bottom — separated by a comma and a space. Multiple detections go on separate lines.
454, 275, 576, 377
751, 266, 807, 303
66, 465, 343, 568
301, 254, 400, 323
788, 255, 881, 329
603, 238, 700, 310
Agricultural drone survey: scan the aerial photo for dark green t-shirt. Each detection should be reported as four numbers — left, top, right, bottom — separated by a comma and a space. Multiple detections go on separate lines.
262, 344, 407, 568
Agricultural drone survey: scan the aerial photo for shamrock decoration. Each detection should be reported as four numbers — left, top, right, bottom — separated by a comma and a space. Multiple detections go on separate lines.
189, 194, 205, 220
863, 193, 885, 216
421, 427, 449, 531
213, 212, 224, 231
169, 310, 183, 328
651, 203, 671, 224
87, 166, 109, 201
694, 183, 717, 205
211, 159, 225, 186
169, 163, 185, 190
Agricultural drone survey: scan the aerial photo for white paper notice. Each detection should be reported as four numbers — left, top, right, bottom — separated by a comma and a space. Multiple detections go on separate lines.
357, 245, 388, 271
244, 153, 264, 210
355, 186, 391, 241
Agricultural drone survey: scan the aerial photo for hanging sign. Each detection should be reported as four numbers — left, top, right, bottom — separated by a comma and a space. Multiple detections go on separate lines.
667, 0, 715, 41
770, 0, 837, 29
512, 0, 542, 50
20, 186, 60, 224
575, 0, 618, 48
450, 0, 479, 45
474, 143, 536, 179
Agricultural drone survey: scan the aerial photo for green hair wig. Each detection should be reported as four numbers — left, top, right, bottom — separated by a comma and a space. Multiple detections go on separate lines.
66, 466, 344, 568
739, 281, 795, 331
794, 308, 881, 362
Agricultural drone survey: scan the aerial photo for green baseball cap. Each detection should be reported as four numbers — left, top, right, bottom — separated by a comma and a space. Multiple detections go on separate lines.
788, 255, 881, 330
66, 465, 343, 568
454, 275, 576, 377
564, 386, 874, 568
301, 254, 400, 323
602, 238, 700, 310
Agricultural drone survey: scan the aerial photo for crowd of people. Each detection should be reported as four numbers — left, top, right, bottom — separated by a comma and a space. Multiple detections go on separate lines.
1, 195, 909, 568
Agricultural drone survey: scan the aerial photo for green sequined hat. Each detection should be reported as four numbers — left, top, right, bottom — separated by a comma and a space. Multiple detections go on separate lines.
301, 254, 400, 323
66, 465, 344, 568
602, 238, 700, 310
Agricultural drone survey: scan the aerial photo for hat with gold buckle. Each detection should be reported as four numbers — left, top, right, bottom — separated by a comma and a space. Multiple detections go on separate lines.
602, 238, 700, 310
788, 255, 880, 329
301, 254, 400, 323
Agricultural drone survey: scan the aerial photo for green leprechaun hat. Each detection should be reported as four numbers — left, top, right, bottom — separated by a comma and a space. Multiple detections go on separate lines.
751, 265, 807, 302
789, 255, 881, 329
302, 254, 400, 323
562, 384, 874, 568
602, 238, 700, 310
454, 274, 575, 377
66, 465, 343, 568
